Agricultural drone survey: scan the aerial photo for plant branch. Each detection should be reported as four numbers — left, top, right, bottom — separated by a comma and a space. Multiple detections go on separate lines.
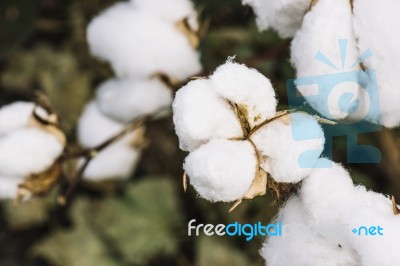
57, 115, 149, 205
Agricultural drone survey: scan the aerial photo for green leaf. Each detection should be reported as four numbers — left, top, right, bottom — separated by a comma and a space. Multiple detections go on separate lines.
195, 236, 253, 266
32, 177, 183, 265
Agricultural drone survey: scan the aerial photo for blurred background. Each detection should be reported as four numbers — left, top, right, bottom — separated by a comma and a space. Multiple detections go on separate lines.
0, 0, 399, 265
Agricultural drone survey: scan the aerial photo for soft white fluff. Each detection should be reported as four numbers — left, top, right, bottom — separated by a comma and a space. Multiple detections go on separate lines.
77, 101, 125, 147
243, 0, 310, 38
130, 0, 197, 25
353, 0, 400, 127
173, 79, 242, 152
0, 175, 24, 199
96, 78, 172, 123
291, 0, 365, 121
77, 101, 141, 181
210, 61, 277, 127
183, 139, 257, 202
261, 196, 360, 266
80, 140, 141, 181
0, 127, 64, 177
251, 113, 325, 183
87, 2, 201, 80
0, 101, 34, 136
301, 159, 400, 266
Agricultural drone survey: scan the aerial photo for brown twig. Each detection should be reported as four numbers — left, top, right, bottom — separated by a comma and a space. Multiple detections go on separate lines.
57, 115, 148, 205
377, 128, 400, 199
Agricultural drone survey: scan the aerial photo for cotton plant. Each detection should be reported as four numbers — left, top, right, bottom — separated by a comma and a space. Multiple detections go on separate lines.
173, 60, 400, 265
244, 0, 400, 128
173, 59, 325, 210
0, 101, 66, 201
262, 159, 400, 266
77, 0, 202, 181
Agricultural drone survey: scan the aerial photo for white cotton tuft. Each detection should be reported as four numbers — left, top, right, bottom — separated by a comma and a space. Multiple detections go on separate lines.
353, 0, 400, 127
77, 101, 141, 181
80, 140, 141, 181
301, 159, 400, 266
251, 113, 324, 183
130, 0, 197, 25
243, 0, 310, 38
261, 196, 360, 266
77, 101, 125, 147
291, 0, 367, 122
0, 128, 64, 177
0, 101, 34, 136
0, 175, 25, 199
96, 78, 172, 123
183, 139, 257, 202
173, 79, 242, 152
210, 61, 277, 127
87, 2, 201, 80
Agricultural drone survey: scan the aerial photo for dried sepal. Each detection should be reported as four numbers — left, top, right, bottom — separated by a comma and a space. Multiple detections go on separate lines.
15, 162, 61, 204
309, 0, 318, 10
175, 17, 200, 48
29, 105, 66, 146
152, 72, 181, 89
392, 196, 400, 215
183, 172, 188, 193
313, 115, 338, 125
129, 126, 149, 149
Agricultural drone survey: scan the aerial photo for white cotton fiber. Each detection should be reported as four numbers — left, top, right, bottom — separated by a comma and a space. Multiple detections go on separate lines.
0, 101, 34, 136
243, 0, 310, 38
130, 0, 197, 25
291, 0, 364, 121
96, 78, 172, 123
173, 79, 242, 152
261, 196, 360, 266
80, 139, 141, 181
87, 2, 201, 80
251, 113, 324, 183
301, 159, 400, 266
353, 0, 400, 127
77, 101, 141, 181
0, 175, 25, 199
210, 61, 277, 127
183, 139, 257, 202
0, 128, 64, 177
345, 187, 400, 266
77, 101, 125, 148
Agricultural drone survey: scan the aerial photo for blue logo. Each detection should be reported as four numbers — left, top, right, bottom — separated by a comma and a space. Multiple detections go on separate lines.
287, 39, 382, 166
352, 225, 383, 236
188, 219, 282, 241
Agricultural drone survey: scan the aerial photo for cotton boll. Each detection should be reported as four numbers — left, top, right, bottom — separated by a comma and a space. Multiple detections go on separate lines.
96, 78, 173, 123
173, 79, 242, 151
0, 128, 63, 177
291, 0, 365, 121
301, 159, 357, 246
77, 101, 141, 181
301, 159, 400, 265
81, 139, 141, 181
0, 102, 34, 136
131, 0, 197, 26
261, 196, 360, 266
210, 61, 277, 128
251, 113, 324, 183
243, 0, 310, 38
353, 0, 400, 127
77, 101, 125, 148
87, 3, 201, 80
345, 188, 400, 266
183, 139, 257, 202
0, 175, 25, 199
